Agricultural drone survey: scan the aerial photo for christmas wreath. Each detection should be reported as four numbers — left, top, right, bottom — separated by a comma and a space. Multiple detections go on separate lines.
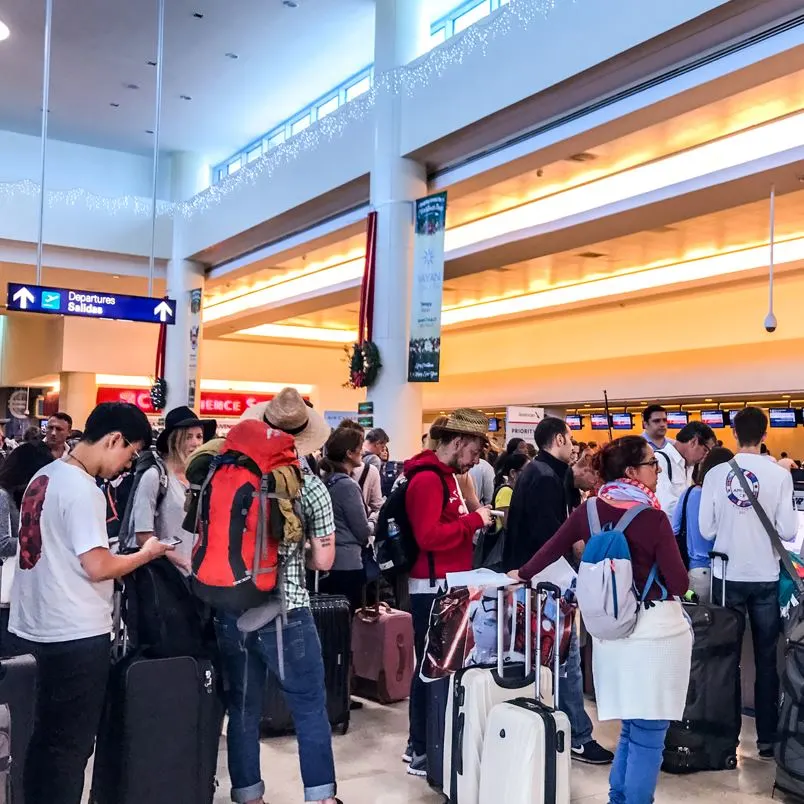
346, 340, 381, 389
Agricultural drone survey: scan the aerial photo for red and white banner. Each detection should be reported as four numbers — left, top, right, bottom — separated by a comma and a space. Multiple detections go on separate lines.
96, 387, 281, 418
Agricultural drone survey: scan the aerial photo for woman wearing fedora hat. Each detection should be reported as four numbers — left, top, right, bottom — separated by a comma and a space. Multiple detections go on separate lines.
131, 406, 216, 575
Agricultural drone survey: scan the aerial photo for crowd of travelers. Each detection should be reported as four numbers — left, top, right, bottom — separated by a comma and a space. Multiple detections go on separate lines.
0, 396, 798, 804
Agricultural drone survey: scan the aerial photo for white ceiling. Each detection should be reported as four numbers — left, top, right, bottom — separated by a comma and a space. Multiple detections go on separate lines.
0, 0, 379, 162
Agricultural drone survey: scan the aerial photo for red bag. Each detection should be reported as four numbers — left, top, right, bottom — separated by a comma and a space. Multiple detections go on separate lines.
191, 420, 302, 611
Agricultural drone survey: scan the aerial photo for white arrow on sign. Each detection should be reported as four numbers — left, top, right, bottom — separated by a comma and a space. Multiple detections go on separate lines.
12, 287, 35, 309
153, 301, 174, 322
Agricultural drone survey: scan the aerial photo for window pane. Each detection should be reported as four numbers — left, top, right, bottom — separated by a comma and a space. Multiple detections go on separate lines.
291, 115, 311, 135
247, 145, 262, 163
227, 158, 242, 175
345, 75, 371, 102
317, 96, 340, 120
430, 27, 447, 47
216, 168, 225, 183
267, 130, 286, 149
454, 0, 490, 32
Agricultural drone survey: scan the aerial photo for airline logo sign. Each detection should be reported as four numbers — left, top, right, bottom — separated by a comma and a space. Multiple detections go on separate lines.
505, 406, 546, 447
7, 283, 176, 325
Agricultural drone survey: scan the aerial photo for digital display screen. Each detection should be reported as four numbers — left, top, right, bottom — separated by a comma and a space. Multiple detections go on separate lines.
488, 417, 499, 432
565, 414, 582, 430
611, 413, 634, 430
728, 410, 740, 426
590, 413, 610, 431
666, 411, 689, 429
770, 408, 798, 428
701, 410, 726, 429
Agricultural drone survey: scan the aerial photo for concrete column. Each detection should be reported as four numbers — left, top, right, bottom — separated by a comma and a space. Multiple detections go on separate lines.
164, 152, 207, 413
59, 371, 97, 429
368, 0, 430, 460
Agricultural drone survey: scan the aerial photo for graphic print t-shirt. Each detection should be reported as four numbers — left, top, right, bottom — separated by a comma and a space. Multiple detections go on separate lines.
699, 453, 798, 583
10, 460, 113, 642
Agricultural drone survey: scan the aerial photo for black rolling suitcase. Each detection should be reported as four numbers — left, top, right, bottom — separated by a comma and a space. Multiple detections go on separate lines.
0, 655, 36, 804
425, 676, 449, 791
262, 591, 351, 736
90, 588, 224, 804
663, 551, 744, 774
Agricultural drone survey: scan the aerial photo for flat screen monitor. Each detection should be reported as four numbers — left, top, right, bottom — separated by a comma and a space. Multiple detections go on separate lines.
701, 410, 726, 429
666, 411, 689, 429
488, 417, 499, 432
728, 409, 740, 426
611, 413, 634, 430
770, 408, 798, 428
565, 414, 582, 431
590, 413, 609, 431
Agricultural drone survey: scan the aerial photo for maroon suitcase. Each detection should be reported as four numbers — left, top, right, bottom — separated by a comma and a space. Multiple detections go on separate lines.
351, 602, 414, 703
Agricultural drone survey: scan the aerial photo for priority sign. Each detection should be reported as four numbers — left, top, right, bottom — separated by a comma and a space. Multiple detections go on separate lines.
7, 284, 176, 325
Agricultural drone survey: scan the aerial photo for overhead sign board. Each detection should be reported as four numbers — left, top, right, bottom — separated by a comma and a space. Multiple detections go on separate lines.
505, 406, 545, 447
7, 283, 176, 325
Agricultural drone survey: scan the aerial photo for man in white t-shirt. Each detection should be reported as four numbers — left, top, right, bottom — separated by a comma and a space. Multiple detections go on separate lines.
655, 421, 716, 519
8, 402, 171, 804
699, 406, 797, 758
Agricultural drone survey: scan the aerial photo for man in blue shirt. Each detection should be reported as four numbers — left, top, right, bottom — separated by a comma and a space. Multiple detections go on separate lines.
642, 405, 669, 450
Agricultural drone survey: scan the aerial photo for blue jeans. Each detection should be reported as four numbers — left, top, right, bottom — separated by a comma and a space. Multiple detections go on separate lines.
561, 628, 594, 748
214, 608, 336, 802
724, 579, 781, 747
609, 719, 670, 804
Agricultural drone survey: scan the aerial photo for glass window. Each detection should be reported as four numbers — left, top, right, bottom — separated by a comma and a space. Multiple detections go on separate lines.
227, 158, 242, 176
454, 0, 490, 33
291, 114, 311, 135
247, 144, 263, 163
345, 75, 371, 102
430, 26, 447, 47
317, 96, 339, 120
267, 129, 286, 149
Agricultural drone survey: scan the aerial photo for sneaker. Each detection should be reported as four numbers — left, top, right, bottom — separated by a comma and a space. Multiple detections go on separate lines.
759, 746, 775, 760
572, 741, 614, 765
406, 753, 428, 777
401, 741, 413, 763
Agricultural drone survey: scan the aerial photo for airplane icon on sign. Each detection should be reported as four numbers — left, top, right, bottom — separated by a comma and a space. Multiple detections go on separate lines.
41, 291, 61, 310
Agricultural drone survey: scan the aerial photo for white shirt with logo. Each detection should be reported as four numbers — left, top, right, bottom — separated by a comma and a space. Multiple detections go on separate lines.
655, 441, 692, 520
699, 453, 797, 582
10, 461, 113, 643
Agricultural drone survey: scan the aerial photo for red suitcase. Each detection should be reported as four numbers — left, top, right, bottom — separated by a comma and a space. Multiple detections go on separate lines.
351, 602, 414, 703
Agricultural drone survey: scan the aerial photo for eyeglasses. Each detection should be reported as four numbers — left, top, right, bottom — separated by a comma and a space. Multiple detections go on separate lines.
124, 439, 141, 461
637, 459, 660, 469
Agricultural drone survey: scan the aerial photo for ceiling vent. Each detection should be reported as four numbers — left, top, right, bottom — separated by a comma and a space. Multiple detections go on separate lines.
566, 151, 598, 163
576, 251, 606, 259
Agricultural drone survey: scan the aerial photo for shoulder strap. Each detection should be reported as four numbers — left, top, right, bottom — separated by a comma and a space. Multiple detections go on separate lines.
586, 498, 602, 535
656, 450, 673, 482
357, 463, 370, 490
679, 486, 693, 537
614, 503, 650, 532
729, 459, 804, 594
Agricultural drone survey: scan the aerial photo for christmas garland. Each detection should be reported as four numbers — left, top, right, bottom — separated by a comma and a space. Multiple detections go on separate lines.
346, 341, 382, 389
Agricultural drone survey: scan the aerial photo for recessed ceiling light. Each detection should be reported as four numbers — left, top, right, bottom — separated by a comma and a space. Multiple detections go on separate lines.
109, 102, 120, 108
124, 83, 140, 90
192, 12, 204, 19
0, 19, 9, 41
577, 251, 606, 259
283, 0, 299, 7
225, 52, 239, 59
112, 275, 120, 280
705, 398, 713, 403
145, 129, 154, 134
147, 60, 157, 66
179, 94, 192, 101
567, 152, 598, 163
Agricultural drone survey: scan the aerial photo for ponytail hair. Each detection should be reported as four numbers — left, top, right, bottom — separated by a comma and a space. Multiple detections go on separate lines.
320, 427, 363, 478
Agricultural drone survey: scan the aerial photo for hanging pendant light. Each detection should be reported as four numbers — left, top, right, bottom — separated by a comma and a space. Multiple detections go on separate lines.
764, 185, 777, 333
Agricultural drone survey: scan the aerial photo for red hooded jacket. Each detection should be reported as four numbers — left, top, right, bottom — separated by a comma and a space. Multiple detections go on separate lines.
403, 451, 485, 580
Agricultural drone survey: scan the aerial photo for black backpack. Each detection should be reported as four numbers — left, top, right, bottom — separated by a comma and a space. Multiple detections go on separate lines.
374, 466, 449, 584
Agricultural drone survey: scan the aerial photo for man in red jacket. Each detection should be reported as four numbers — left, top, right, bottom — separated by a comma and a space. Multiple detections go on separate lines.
403, 409, 493, 777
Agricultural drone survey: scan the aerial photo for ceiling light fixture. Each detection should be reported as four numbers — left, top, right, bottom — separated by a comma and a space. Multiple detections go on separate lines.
192, 12, 204, 19
225, 52, 239, 60
109, 102, 120, 108
124, 83, 139, 90
145, 129, 154, 134
282, 0, 299, 6
0, 19, 9, 41
147, 60, 157, 67
179, 94, 192, 101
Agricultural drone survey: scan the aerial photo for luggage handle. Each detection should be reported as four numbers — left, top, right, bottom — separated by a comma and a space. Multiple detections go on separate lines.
708, 551, 728, 607
535, 581, 562, 709
396, 634, 407, 682
496, 583, 531, 678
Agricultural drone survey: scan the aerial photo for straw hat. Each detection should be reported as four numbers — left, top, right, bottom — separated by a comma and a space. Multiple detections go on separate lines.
429, 408, 489, 445
240, 388, 330, 456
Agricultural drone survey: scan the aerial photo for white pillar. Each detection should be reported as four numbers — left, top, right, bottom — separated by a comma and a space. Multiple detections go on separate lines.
368, 0, 430, 460
164, 152, 208, 413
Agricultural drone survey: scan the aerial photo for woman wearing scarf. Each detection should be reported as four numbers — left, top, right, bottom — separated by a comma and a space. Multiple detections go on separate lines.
511, 436, 691, 804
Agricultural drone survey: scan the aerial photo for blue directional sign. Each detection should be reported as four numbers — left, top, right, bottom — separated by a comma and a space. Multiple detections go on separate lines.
7, 284, 176, 325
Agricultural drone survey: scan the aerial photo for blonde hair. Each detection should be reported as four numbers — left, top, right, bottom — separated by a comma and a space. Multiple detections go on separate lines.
167, 427, 194, 467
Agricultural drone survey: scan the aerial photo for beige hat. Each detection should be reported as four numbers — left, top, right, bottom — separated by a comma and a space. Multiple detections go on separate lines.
239, 388, 331, 456
430, 408, 489, 445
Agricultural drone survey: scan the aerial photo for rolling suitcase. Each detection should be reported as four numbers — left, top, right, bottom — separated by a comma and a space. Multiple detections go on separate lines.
662, 551, 743, 773
478, 582, 571, 804
262, 591, 351, 735
443, 585, 551, 804
352, 600, 414, 703
0, 655, 36, 804
425, 676, 450, 791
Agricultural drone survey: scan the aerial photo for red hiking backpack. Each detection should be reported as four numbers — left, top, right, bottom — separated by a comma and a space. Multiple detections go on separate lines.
191, 419, 303, 611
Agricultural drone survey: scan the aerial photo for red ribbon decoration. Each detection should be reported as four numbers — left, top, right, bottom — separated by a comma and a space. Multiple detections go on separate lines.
358, 211, 378, 345
154, 298, 168, 378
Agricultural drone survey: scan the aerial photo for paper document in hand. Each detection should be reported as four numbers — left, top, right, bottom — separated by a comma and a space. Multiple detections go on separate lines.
528, 557, 577, 593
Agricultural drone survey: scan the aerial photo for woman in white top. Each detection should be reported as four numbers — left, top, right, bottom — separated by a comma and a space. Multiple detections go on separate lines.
133, 406, 216, 576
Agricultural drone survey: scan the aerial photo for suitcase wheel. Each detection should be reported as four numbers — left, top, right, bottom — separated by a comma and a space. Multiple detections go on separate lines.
336, 719, 350, 736
725, 755, 738, 770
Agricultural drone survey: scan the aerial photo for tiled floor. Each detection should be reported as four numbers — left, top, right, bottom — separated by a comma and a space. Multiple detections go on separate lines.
206, 699, 782, 804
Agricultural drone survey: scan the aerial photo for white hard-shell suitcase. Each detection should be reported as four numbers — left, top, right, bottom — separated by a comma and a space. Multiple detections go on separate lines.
478, 582, 572, 804
443, 586, 552, 804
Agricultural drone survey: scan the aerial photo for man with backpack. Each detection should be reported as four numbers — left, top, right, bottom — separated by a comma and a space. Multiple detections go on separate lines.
399, 409, 493, 777
504, 417, 613, 765
215, 388, 343, 804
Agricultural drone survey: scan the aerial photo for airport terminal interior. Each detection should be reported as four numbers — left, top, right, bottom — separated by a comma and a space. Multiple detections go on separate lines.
1, 0, 804, 802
